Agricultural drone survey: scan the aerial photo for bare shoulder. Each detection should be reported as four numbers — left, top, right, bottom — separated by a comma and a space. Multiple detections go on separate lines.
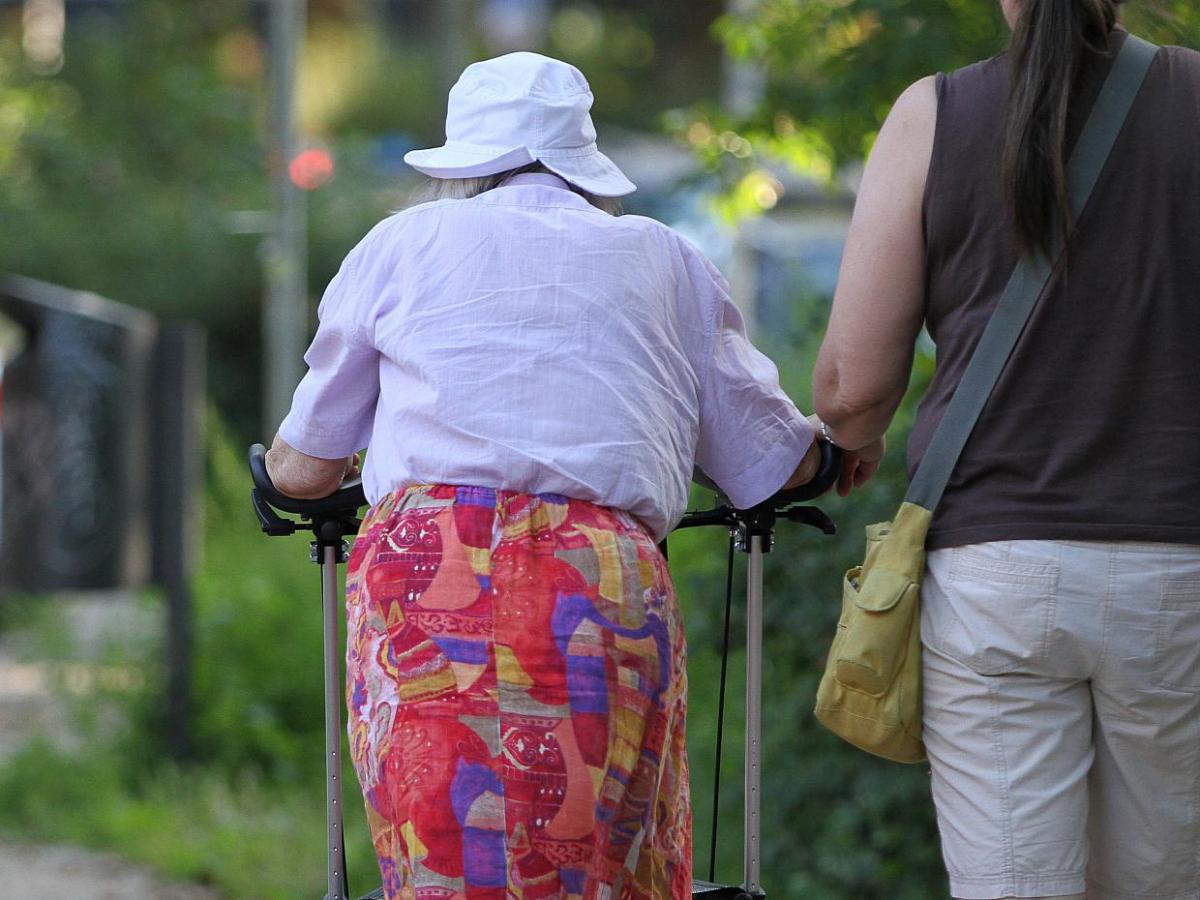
880, 76, 938, 147
896, 75, 938, 111
859, 75, 938, 194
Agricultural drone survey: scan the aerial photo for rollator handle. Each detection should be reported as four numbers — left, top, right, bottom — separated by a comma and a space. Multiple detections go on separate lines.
677, 440, 841, 538
248, 443, 366, 551
768, 438, 841, 505
690, 440, 840, 512
249, 443, 366, 516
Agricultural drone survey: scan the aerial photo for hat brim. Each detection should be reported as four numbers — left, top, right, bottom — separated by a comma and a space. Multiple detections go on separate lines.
405, 143, 636, 198
404, 143, 536, 179
540, 149, 636, 198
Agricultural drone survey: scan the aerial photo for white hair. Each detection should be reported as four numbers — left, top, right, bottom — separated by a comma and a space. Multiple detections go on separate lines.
411, 162, 621, 215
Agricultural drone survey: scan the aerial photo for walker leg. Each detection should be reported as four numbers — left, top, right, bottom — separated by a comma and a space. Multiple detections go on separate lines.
744, 536, 764, 897
320, 545, 351, 900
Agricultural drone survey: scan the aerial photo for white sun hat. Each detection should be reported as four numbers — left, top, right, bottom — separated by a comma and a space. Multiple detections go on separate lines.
403, 52, 636, 197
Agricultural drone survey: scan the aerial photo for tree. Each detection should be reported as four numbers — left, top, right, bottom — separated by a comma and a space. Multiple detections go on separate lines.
686, 0, 1200, 186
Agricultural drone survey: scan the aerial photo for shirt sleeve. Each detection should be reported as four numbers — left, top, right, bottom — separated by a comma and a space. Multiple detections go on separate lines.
277, 247, 381, 459
685, 247, 816, 509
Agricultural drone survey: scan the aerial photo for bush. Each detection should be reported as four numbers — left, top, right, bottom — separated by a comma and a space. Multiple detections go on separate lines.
664, 311, 946, 897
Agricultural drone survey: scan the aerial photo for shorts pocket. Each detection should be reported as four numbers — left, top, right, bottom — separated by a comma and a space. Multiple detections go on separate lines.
1153, 580, 1200, 692
924, 542, 1059, 676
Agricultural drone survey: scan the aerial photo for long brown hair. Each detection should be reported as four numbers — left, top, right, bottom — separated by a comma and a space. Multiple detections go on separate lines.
1003, 0, 1122, 257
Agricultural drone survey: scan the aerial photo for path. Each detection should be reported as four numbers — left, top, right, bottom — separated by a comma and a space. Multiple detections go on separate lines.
0, 843, 217, 899
0, 594, 219, 899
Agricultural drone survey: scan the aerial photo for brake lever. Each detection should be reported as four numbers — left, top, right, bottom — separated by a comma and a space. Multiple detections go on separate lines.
252, 489, 298, 537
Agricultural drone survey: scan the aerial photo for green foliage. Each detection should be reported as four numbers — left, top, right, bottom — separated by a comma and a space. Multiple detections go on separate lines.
0, 0, 411, 438
544, 1, 723, 131
716, 0, 1007, 169
0, 0, 264, 435
681, 0, 1200, 193
1125, 1, 1200, 48
0, 1, 263, 322
187, 413, 332, 781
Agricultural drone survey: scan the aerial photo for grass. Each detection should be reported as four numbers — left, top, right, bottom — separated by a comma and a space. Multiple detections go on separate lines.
0, 738, 378, 898
0, 414, 383, 898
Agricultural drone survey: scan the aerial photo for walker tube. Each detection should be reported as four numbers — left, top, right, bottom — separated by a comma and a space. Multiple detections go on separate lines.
322, 546, 350, 900
744, 535, 764, 895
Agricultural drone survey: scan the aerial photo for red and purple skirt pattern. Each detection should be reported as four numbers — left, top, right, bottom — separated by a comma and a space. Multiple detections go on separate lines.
345, 485, 691, 899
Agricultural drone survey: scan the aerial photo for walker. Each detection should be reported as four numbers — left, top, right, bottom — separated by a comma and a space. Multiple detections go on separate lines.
248, 441, 839, 900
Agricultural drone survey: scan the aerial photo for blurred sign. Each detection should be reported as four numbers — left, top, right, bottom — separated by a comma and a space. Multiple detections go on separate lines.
0, 275, 157, 590
0, 276, 205, 757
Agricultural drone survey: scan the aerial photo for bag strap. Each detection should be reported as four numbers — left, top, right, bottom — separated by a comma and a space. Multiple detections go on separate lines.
905, 33, 1160, 511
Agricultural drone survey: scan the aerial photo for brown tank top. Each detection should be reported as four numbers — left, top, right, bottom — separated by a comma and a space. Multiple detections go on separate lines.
912, 28, 1200, 550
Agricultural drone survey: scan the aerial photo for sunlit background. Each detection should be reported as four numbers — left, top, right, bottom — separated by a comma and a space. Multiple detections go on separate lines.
0, 1, 1195, 897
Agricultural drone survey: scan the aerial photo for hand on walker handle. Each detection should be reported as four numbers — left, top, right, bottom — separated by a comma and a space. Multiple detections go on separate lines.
782, 435, 826, 492
800, 416, 884, 498
266, 434, 360, 500
835, 435, 885, 498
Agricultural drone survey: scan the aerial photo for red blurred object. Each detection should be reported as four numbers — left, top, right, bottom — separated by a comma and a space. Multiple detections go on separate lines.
289, 148, 335, 190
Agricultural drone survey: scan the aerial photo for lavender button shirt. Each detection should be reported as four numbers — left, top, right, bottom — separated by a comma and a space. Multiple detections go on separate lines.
279, 173, 814, 540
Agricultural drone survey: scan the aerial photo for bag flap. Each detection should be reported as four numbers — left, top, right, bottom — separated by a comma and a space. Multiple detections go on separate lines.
852, 567, 914, 613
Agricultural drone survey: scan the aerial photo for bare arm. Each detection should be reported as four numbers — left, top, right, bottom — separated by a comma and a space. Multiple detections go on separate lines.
264, 433, 357, 500
814, 76, 937, 464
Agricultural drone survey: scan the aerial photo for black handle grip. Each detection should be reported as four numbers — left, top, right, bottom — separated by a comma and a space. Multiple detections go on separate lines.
768, 439, 842, 506
248, 443, 367, 517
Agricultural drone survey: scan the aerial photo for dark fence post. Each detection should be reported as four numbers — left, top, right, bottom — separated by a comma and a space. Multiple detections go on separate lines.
152, 323, 206, 761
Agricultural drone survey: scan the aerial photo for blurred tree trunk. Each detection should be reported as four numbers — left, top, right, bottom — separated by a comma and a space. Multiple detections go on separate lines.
263, 0, 307, 435
721, 0, 764, 117
434, 0, 477, 96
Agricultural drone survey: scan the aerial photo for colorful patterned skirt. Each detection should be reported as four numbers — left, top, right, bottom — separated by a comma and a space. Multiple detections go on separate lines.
345, 485, 691, 899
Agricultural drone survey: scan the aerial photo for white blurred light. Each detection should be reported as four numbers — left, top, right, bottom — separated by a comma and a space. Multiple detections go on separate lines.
482, 0, 551, 52
23, 0, 65, 76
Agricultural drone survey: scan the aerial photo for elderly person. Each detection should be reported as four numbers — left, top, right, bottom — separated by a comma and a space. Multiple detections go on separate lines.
268, 52, 823, 899
814, 2, 1200, 899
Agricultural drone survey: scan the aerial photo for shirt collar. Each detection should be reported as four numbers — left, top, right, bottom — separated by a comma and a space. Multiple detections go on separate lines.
503, 172, 574, 191
478, 171, 595, 210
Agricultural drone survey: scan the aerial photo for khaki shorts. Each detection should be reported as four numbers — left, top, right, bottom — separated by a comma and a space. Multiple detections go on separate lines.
921, 539, 1200, 900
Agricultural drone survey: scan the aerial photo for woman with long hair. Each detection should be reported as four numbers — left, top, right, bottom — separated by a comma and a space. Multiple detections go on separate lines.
268, 52, 826, 899
813, 2, 1200, 898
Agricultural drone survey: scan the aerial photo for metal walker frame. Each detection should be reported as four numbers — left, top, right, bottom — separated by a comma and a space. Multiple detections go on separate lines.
249, 442, 838, 900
